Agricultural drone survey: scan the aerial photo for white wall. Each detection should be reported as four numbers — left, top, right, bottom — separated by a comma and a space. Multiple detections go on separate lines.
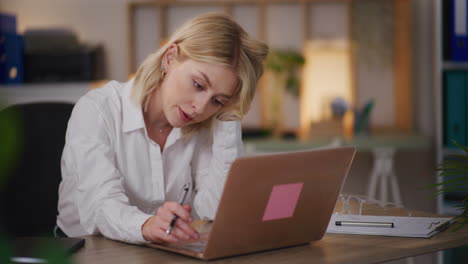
134, 6, 160, 70
352, 0, 395, 128
412, 0, 435, 138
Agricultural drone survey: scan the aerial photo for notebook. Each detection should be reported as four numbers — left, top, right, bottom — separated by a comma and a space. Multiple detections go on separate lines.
147, 147, 356, 260
327, 214, 454, 238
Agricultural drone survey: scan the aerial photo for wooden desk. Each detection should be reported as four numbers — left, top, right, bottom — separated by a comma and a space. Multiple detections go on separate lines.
74, 223, 468, 264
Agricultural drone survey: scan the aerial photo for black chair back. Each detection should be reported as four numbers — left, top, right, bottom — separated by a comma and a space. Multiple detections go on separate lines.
0, 102, 74, 237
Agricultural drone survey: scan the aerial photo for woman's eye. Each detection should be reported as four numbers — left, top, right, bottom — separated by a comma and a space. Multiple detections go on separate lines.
213, 98, 225, 106
193, 81, 203, 90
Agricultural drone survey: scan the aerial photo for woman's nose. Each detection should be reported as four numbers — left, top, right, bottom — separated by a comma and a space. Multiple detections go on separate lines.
193, 94, 210, 115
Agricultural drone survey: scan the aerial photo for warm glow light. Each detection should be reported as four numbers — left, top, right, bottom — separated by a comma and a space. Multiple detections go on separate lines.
300, 40, 353, 138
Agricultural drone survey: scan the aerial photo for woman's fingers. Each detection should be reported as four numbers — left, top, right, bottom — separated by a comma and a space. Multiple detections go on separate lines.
142, 216, 177, 243
169, 224, 193, 240
183, 204, 192, 212
175, 218, 200, 240
164, 202, 192, 222
146, 202, 199, 242
157, 228, 179, 243
163, 210, 199, 240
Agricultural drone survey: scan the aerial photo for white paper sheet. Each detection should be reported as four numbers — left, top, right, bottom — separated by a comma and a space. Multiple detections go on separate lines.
326, 214, 454, 238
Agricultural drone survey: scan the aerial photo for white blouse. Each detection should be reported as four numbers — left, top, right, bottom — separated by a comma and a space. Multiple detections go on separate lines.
57, 80, 243, 244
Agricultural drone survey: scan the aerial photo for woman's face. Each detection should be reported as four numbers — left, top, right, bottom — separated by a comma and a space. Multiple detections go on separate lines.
158, 53, 238, 128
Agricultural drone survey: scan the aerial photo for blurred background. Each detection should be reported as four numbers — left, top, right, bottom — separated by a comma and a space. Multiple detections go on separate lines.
0, 0, 467, 263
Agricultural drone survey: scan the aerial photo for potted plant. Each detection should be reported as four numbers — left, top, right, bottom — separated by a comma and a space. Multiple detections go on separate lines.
433, 141, 468, 230
0, 102, 21, 188
265, 49, 305, 137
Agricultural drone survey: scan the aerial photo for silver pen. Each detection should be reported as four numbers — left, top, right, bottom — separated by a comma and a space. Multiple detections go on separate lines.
335, 221, 394, 228
166, 183, 190, 235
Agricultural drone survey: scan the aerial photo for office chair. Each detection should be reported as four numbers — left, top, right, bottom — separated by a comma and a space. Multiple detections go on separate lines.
0, 102, 74, 237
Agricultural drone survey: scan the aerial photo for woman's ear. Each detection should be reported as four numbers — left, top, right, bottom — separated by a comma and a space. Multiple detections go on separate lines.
164, 44, 180, 69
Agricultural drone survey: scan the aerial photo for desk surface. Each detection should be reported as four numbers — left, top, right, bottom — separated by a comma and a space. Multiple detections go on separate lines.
74, 222, 468, 264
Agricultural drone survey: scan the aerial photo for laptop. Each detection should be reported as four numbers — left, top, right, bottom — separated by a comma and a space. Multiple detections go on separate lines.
147, 147, 356, 260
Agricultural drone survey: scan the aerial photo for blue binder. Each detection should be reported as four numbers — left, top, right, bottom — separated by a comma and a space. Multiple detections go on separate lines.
0, 13, 17, 83
2, 33, 24, 84
444, 71, 467, 147
450, 0, 468, 61
0, 13, 16, 34
0, 35, 5, 83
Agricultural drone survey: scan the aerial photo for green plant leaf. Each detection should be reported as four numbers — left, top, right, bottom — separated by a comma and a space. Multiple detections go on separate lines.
265, 49, 305, 97
437, 171, 468, 177
433, 187, 468, 196
425, 142, 468, 229
437, 163, 468, 170
424, 176, 468, 188
0, 105, 22, 189
437, 170, 468, 175
452, 217, 467, 231
452, 140, 468, 153
446, 154, 468, 161
442, 158, 468, 164
437, 186, 468, 192
461, 196, 468, 201
437, 162, 468, 169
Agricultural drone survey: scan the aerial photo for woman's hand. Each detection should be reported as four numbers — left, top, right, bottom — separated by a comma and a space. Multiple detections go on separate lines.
141, 202, 200, 243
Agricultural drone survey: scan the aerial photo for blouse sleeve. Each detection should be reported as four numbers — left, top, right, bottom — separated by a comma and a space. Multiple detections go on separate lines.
191, 120, 244, 220
61, 96, 152, 244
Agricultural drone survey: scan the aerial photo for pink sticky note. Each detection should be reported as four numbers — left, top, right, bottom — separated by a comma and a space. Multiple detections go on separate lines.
262, 182, 304, 221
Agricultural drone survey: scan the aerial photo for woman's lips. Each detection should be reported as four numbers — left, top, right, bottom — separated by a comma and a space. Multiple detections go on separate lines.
178, 107, 193, 122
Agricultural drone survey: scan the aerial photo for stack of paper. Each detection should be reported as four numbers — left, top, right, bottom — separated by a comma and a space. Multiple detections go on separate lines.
326, 214, 454, 238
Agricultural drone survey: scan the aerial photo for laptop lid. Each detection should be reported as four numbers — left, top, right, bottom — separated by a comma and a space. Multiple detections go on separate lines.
149, 147, 356, 260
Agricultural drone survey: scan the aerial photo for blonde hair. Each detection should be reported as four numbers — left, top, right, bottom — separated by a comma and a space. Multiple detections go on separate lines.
131, 12, 268, 135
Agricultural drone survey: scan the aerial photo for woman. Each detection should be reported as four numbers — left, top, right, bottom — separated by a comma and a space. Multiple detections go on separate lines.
56, 13, 268, 244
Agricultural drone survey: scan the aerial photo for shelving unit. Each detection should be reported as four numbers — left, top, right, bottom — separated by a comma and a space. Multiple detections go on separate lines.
0, 82, 94, 110
434, 0, 443, 217
434, 0, 468, 216
434, 1, 468, 263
